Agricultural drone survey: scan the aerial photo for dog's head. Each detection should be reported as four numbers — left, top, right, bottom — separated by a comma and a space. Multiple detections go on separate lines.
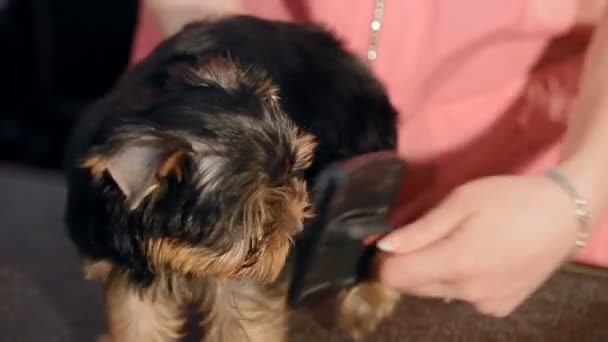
81, 57, 316, 284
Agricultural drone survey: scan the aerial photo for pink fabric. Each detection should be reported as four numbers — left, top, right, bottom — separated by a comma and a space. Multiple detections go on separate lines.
130, 0, 608, 267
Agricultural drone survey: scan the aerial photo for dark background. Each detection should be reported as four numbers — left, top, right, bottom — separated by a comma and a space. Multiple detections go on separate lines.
0, 0, 138, 170
0, 1, 139, 340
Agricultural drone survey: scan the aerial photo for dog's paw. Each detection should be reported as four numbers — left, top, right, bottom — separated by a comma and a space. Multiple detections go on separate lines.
337, 282, 400, 340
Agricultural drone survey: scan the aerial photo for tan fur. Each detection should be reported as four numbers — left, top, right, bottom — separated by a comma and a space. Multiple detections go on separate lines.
236, 178, 311, 281
81, 155, 108, 181
239, 228, 293, 284
100, 272, 188, 342
186, 57, 280, 103
338, 281, 401, 340
187, 58, 243, 91
147, 238, 250, 279
143, 168, 310, 284
293, 133, 317, 171
201, 281, 288, 342
83, 259, 114, 282
92, 264, 287, 342
157, 149, 187, 181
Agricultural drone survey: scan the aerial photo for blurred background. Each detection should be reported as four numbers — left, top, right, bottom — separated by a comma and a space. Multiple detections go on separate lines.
0, 1, 139, 340
0, 0, 138, 169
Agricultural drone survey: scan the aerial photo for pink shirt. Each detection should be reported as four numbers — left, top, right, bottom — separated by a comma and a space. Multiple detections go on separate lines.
131, 0, 607, 267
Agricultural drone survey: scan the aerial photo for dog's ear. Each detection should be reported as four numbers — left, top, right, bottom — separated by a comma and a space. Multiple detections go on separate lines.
82, 137, 190, 209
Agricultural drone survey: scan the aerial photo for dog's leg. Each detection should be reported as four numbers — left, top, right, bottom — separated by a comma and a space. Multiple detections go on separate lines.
201, 281, 287, 342
338, 281, 400, 340
99, 274, 186, 342
229, 283, 287, 342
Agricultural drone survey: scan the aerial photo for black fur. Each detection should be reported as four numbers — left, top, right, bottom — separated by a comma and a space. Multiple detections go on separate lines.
64, 15, 397, 287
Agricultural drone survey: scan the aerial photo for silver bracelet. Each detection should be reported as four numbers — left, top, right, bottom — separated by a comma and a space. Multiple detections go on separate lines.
544, 168, 591, 255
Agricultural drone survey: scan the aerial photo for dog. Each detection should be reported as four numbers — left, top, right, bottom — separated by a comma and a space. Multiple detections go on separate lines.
64, 15, 399, 342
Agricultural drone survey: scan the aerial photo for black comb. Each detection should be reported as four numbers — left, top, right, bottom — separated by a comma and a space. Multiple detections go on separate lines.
287, 151, 406, 307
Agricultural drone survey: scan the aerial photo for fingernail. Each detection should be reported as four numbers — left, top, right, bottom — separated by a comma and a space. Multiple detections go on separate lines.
377, 240, 393, 252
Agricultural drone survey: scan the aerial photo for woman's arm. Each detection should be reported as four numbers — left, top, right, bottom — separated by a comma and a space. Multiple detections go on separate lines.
375, 1, 608, 318
561, 1, 608, 220
143, 0, 245, 37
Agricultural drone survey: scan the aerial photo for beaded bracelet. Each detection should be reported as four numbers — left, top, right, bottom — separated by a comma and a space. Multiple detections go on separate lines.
545, 168, 591, 257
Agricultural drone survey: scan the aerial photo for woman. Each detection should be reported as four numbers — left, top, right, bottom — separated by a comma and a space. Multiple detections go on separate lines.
136, 0, 608, 318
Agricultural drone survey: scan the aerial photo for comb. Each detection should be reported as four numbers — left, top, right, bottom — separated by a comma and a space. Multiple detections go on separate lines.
287, 151, 406, 306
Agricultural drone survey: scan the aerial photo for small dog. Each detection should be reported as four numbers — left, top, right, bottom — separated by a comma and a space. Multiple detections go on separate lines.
64, 15, 399, 342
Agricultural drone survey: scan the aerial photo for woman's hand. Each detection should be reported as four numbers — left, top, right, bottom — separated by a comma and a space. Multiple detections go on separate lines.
376, 173, 587, 317
376, 1, 608, 317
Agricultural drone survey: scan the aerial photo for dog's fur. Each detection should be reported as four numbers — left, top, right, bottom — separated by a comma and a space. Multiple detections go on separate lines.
64, 15, 398, 341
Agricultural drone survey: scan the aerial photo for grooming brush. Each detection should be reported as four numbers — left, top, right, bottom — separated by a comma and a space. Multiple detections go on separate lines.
287, 151, 406, 306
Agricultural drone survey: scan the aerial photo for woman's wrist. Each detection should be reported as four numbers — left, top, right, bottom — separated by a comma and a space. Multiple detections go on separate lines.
554, 156, 608, 228
543, 166, 594, 258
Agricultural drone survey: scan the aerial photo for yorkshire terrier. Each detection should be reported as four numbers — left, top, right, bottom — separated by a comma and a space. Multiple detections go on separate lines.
64, 15, 399, 342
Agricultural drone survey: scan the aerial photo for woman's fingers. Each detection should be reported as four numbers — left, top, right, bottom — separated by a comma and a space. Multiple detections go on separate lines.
376, 236, 463, 291
378, 190, 470, 254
